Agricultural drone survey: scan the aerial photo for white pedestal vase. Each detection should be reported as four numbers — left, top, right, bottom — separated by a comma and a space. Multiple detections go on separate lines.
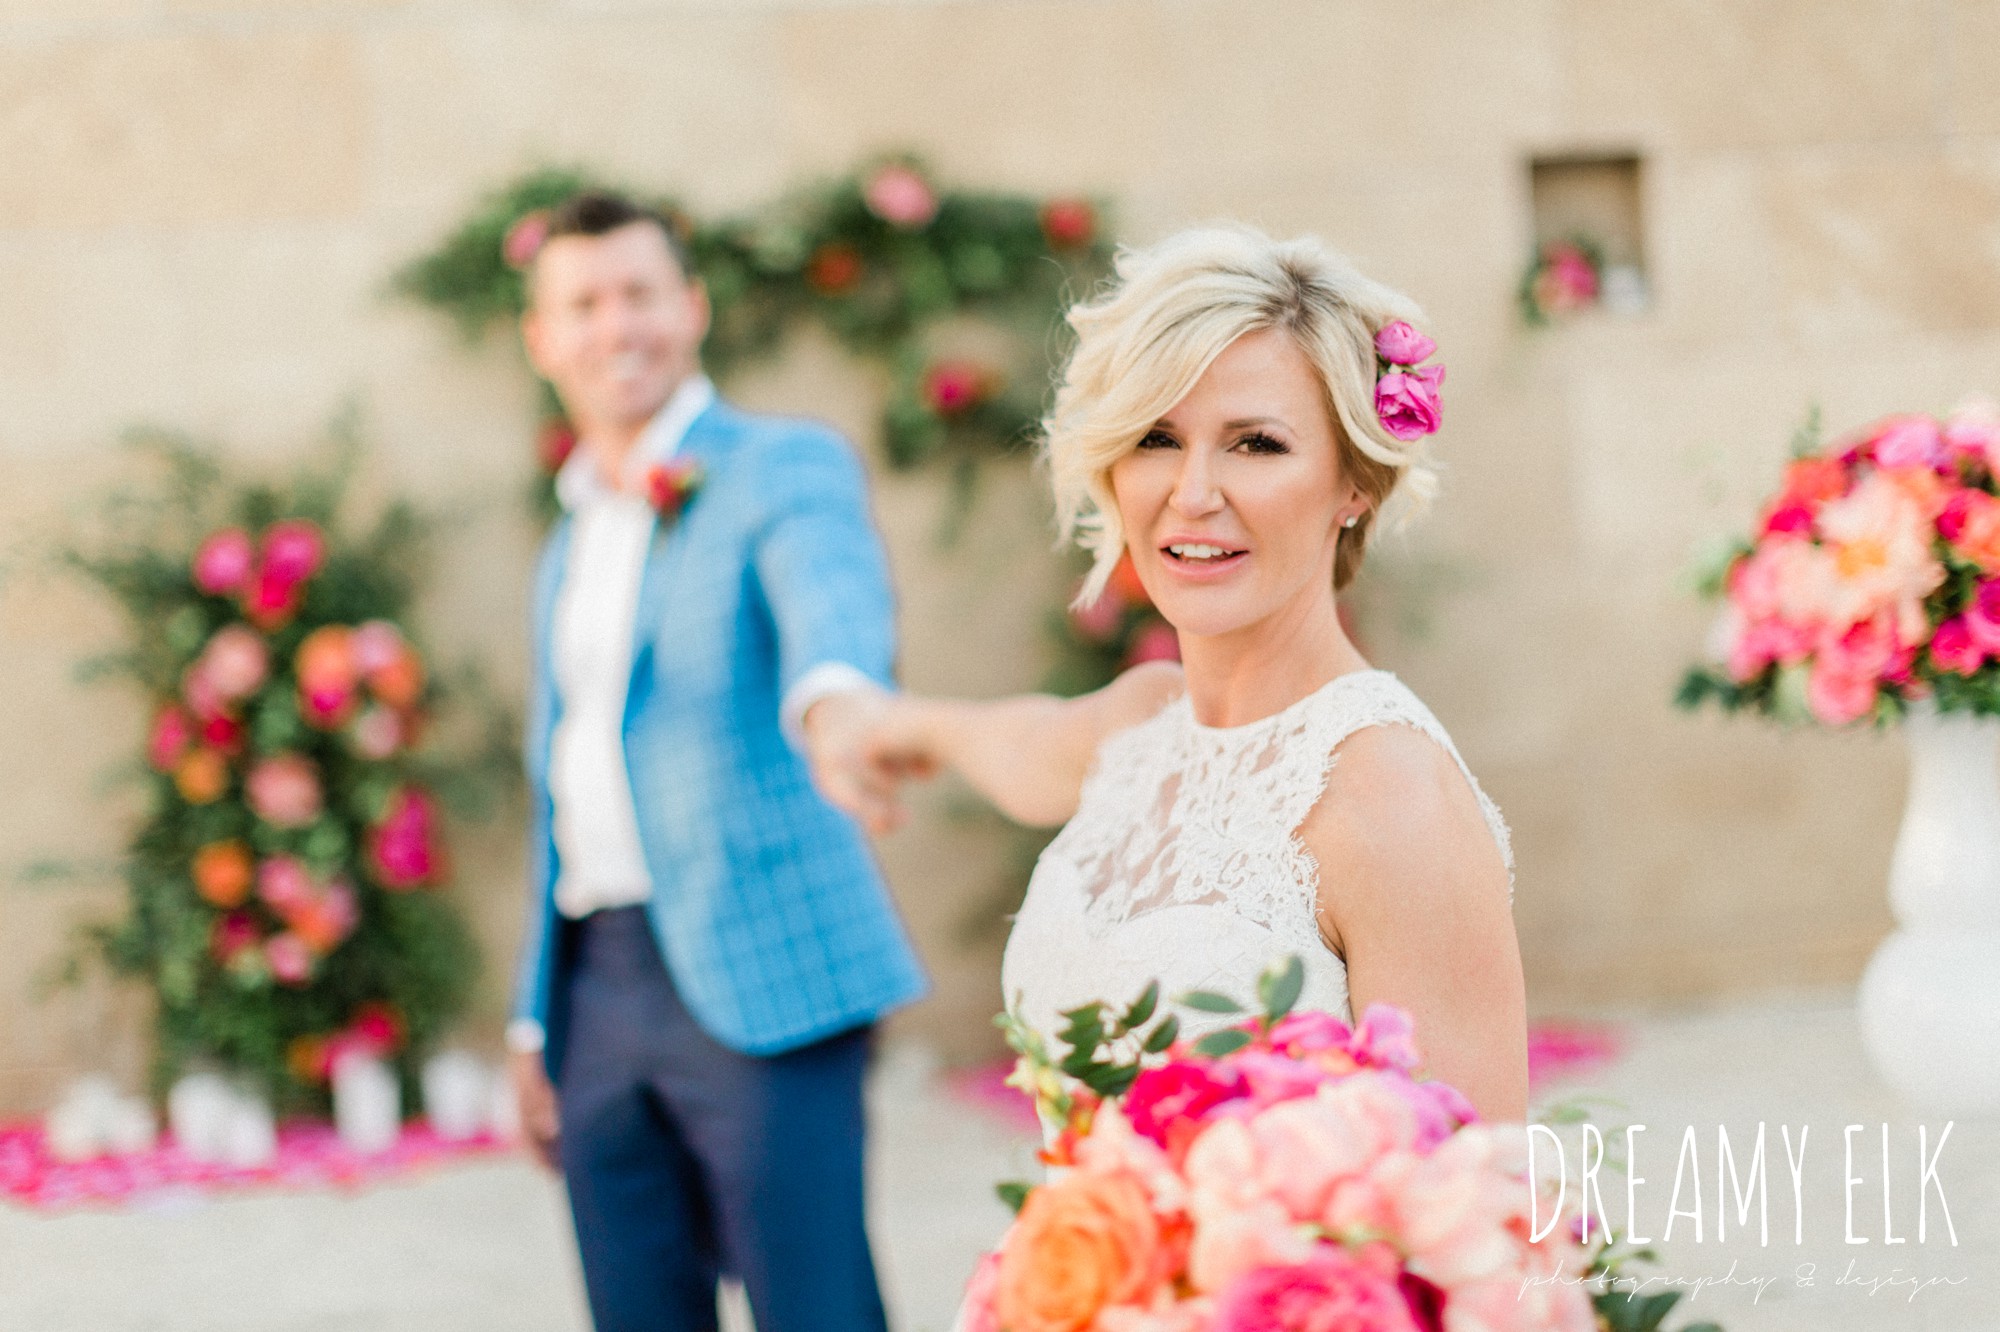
1857, 703, 2000, 1113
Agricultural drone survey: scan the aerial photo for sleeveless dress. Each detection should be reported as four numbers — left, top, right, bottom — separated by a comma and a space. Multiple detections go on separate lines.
999, 669, 1514, 1039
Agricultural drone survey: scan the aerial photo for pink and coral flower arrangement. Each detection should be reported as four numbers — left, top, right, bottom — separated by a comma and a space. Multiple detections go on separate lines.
1682, 402, 2000, 726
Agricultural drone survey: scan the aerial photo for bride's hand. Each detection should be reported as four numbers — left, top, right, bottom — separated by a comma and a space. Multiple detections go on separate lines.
801, 688, 939, 835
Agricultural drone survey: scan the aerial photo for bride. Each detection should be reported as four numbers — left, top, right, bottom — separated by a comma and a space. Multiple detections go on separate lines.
807, 226, 1527, 1121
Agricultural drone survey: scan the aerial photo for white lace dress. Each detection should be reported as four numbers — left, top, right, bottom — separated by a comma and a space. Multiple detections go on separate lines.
999, 669, 1514, 1038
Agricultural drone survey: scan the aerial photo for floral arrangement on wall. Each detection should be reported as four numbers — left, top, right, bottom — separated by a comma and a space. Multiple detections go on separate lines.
394, 158, 1114, 513
1518, 238, 1604, 325
1679, 403, 2000, 726
60, 433, 513, 1110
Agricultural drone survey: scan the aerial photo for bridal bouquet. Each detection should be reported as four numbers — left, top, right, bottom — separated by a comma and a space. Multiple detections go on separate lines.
1680, 403, 2000, 726
962, 963, 1614, 1332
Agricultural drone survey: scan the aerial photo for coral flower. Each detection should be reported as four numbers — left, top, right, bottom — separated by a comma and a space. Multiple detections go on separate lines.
997, 1170, 1165, 1332
806, 242, 865, 295
174, 748, 229, 804
1124, 622, 1181, 667
191, 840, 254, 908
1040, 199, 1098, 250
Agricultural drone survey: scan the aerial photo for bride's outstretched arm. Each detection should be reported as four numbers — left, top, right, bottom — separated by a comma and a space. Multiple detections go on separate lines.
1302, 724, 1529, 1123
803, 661, 1184, 833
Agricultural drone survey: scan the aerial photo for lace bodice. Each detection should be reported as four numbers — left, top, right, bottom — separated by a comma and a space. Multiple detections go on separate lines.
1000, 670, 1513, 1039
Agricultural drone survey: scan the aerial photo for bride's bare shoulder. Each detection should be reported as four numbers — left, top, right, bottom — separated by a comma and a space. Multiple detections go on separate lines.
1085, 661, 1185, 741
1303, 721, 1506, 900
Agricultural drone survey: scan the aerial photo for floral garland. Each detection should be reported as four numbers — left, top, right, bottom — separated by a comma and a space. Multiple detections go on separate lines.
1679, 403, 2000, 725
394, 159, 1114, 512
58, 433, 513, 1110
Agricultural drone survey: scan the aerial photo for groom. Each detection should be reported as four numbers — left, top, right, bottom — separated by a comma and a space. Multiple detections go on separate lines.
504, 190, 926, 1332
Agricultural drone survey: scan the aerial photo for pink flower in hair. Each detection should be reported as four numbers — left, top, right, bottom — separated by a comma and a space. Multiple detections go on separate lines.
1373, 321, 1437, 367
1375, 364, 1444, 441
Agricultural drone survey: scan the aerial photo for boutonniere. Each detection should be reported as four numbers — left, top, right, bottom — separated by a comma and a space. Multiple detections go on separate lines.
642, 459, 705, 525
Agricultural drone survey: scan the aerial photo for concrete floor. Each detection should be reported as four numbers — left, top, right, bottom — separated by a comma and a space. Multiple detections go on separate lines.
0, 992, 1993, 1332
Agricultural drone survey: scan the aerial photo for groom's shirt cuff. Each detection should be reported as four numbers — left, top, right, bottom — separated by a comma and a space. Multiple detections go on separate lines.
780, 661, 882, 750
505, 1019, 547, 1054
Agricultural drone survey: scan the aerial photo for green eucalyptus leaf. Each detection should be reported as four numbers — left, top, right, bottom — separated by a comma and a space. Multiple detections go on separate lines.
1191, 1029, 1253, 1058
1179, 990, 1243, 1015
1259, 955, 1305, 1022
995, 1181, 1031, 1214
1141, 1014, 1180, 1054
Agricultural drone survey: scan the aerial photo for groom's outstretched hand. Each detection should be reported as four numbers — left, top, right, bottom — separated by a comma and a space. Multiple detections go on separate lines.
801, 687, 936, 836
509, 1050, 561, 1171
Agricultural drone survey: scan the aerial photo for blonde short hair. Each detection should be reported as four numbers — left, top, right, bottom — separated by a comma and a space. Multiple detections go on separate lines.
1043, 225, 1439, 602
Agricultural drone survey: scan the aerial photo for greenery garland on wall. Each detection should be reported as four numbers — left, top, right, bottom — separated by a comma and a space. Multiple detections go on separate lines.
393, 157, 1114, 511
59, 431, 515, 1110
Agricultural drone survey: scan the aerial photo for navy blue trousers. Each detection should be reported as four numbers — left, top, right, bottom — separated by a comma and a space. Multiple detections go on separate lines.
553, 907, 890, 1332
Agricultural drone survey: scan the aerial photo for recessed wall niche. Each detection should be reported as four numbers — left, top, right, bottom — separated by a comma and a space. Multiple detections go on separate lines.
1523, 153, 1648, 323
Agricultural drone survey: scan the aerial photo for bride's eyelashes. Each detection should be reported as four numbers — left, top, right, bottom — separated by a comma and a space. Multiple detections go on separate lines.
1236, 429, 1289, 455
1135, 427, 1291, 453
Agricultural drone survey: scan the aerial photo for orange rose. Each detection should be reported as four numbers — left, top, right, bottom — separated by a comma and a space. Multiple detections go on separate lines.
996, 1169, 1165, 1332
1954, 490, 2000, 572
174, 747, 229, 804
191, 840, 254, 907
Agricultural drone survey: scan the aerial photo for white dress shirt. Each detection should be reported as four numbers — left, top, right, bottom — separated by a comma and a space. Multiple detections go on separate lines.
507, 376, 876, 1054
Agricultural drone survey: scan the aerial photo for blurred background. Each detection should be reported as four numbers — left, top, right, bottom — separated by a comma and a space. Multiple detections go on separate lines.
2, 2, 1996, 1328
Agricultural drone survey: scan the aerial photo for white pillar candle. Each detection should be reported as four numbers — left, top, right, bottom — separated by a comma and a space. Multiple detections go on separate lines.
219, 1088, 277, 1169
420, 1051, 491, 1142
167, 1073, 237, 1163
333, 1053, 401, 1155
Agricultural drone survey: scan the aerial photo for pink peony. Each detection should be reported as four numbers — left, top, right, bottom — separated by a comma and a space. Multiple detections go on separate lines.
259, 520, 325, 587
863, 163, 939, 228
246, 754, 323, 828
210, 910, 261, 962
243, 564, 303, 629
1806, 661, 1877, 725
1126, 1059, 1250, 1150
1375, 364, 1444, 442
197, 624, 270, 702
1867, 415, 1946, 471
351, 705, 404, 760
369, 785, 444, 889
257, 855, 314, 913
192, 528, 255, 595
351, 621, 406, 676
1932, 617, 1986, 675
147, 705, 194, 772
1351, 1004, 1424, 1073
1210, 1243, 1423, 1332
266, 932, 314, 985
1373, 321, 1437, 367
1125, 621, 1182, 667
922, 361, 992, 417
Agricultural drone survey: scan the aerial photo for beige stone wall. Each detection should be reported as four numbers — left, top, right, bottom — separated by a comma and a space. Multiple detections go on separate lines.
4, 0, 1994, 1113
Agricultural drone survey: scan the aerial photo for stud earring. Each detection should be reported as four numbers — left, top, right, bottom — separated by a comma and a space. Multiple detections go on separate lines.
1342, 514, 1359, 529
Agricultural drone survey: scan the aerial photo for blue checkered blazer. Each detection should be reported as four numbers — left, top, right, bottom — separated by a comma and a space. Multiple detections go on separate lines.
510, 398, 928, 1061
